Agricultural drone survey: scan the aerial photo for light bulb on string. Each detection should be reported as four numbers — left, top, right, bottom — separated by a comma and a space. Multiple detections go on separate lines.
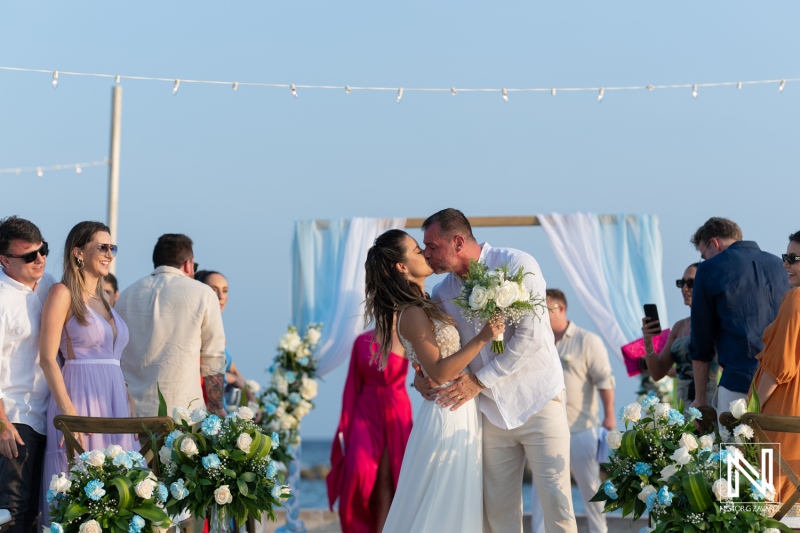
737, 82, 743, 90
551, 88, 556, 96
501, 88, 508, 102
451, 87, 457, 96
291, 84, 297, 97
52, 71, 58, 89
396, 87, 403, 103
75, 165, 82, 174
114, 75, 121, 84
647, 85, 654, 91
597, 88, 604, 103
692, 84, 698, 99
37, 168, 43, 177
172, 80, 180, 95
345, 85, 351, 94
232, 82, 238, 91
779, 80, 786, 93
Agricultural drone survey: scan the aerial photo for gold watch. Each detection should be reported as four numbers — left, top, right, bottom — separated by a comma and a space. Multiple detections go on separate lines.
0, 419, 6, 434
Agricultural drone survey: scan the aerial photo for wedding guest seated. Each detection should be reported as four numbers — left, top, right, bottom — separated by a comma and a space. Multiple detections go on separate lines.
327, 330, 413, 533
641, 262, 720, 405
102, 273, 119, 307
750, 230, 800, 503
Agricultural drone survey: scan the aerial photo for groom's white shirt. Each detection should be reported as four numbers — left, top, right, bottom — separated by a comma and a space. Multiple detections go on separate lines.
431, 242, 565, 430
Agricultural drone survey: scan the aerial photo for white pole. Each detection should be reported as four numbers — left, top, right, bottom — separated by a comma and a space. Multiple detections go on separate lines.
108, 85, 122, 274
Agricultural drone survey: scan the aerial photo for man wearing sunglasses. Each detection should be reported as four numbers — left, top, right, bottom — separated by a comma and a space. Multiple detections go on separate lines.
689, 217, 789, 421
0, 216, 56, 533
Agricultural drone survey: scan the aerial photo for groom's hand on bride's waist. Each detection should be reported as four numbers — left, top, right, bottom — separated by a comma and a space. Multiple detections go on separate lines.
412, 363, 438, 401
436, 374, 483, 412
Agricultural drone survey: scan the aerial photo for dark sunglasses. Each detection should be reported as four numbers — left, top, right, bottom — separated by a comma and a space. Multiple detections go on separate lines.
783, 253, 800, 265
6, 242, 49, 263
675, 278, 694, 289
91, 244, 118, 257
194, 262, 200, 272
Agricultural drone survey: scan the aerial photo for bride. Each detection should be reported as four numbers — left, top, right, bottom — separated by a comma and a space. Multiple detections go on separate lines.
364, 229, 503, 532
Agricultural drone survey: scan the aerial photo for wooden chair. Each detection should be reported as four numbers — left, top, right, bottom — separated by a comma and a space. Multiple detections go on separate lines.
720, 411, 800, 527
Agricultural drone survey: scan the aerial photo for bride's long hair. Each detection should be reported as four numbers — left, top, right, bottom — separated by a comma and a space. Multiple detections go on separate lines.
364, 229, 454, 369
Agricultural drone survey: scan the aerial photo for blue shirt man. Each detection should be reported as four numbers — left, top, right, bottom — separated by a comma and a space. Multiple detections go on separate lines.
689, 218, 789, 412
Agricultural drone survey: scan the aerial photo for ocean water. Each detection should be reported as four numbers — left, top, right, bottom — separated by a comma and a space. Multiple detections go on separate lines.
294, 439, 586, 515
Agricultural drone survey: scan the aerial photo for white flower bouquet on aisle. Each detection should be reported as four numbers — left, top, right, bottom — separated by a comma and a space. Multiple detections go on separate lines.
454, 260, 546, 353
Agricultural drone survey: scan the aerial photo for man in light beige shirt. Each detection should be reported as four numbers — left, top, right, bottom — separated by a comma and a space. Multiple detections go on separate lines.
531, 289, 616, 533
117, 234, 226, 418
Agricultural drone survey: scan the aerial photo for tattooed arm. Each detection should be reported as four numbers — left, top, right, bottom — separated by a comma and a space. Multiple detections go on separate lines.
203, 373, 226, 417
199, 287, 228, 417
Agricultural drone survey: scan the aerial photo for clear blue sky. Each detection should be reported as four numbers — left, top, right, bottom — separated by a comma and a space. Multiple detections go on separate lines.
1, 2, 797, 438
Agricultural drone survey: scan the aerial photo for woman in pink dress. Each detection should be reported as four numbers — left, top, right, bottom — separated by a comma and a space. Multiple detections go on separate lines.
39, 221, 135, 526
327, 330, 413, 533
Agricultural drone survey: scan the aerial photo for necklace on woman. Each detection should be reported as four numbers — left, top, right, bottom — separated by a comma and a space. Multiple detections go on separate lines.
84, 289, 101, 302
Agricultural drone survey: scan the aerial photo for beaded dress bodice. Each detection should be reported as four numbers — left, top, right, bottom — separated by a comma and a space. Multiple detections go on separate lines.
397, 314, 463, 382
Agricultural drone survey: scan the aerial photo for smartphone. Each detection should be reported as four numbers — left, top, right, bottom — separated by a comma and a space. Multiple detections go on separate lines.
643, 304, 662, 335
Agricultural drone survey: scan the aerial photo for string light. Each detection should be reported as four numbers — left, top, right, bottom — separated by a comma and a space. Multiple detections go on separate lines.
232, 82, 238, 91
502, 88, 508, 102
291, 83, 297, 97
52, 71, 58, 89
396, 87, 403, 103
597, 88, 604, 103
345, 85, 351, 94
647, 85, 654, 91
114, 75, 120, 84
692, 84, 698, 99
737, 82, 743, 90
172, 79, 180, 95
779, 80, 786, 93
0, 159, 107, 176
451, 87, 457, 96
551, 88, 556, 96
37, 168, 43, 177
75, 165, 82, 174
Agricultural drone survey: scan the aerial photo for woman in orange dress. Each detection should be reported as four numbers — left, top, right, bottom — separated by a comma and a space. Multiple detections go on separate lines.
751, 230, 800, 503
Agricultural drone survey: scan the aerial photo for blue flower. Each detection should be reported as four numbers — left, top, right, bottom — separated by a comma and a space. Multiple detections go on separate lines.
201, 414, 222, 436
85, 479, 106, 501
718, 449, 731, 464
128, 451, 144, 464
79, 451, 90, 461
751, 480, 775, 501
112, 453, 133, 469
284, 371, 297, 384
288, 393, 302, 405
266, 392, 279, 404
297, 356, 309, 366
266, 461, 278, 479
268, 364, 275, 373
128, 515, 145, 533
202, 453, 222, 469
46, 489, 56, 502
264, 403, 277, 416
603, 481, 618, 500
271, 432, 280, 449
640, 395, 659, 409
657, 486, 673, 506
170, 479, 189, 500
645, 492, 657, 512
667, 410, 685, 426
156, 483, 169, 503
686, 407, 702, 421
271, 484, 283, 500
634, 462, 653, 476
50, 523, 64, 533
165, 430, 183, 448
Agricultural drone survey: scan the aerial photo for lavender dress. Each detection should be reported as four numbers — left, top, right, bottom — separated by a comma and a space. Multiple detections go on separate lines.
41, 306, 135, 525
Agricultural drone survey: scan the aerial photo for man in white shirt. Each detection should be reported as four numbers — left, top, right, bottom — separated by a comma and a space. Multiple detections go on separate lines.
0, 216, 56, 533
415, 208, 577, 533
116, 234, 227, 418
530, 289, 616, 533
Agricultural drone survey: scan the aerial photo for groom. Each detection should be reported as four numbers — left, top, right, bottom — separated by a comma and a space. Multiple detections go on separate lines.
414, 208, 577, 533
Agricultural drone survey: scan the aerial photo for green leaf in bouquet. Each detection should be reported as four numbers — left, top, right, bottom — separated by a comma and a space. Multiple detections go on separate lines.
181, 464, 194, 475
682, 472, 713, 513
157, 382, 168, 417
245, 431, 272, 461
240, 472, 256, 483
109, 475, 134, 509
237, 478, 249, 496
199, 478, 213, 485
114, 517, 128, 531
63, 502, 90, 522
230, 450, 247, 462
131, 501, 170, 523
761, 517, 793, 533
619, 430, 643, 459
748, 383, 761, 414
223, 468, 238, 478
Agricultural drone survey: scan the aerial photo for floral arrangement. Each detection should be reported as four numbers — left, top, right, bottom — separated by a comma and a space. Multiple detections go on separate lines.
454, 260, 546, 353
47, 445, 172, 533
256, 324, 321, 464
592, 394, 790, 533
158, 404, 289, 526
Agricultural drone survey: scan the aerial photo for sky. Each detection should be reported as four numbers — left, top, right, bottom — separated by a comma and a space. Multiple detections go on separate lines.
1, 2, 798, 439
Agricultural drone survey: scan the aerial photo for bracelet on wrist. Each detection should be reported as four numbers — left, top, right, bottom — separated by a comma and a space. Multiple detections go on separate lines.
475, 376, 486, 389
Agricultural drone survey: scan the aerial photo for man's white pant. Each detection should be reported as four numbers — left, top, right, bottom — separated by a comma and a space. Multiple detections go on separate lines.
530, 426, 607, 533
713, 385, 748, 426
482, 391, 577, 533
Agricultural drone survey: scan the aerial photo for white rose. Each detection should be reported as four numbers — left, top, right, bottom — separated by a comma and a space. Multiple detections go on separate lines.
659, 464, 680, 481
236, 433, 253, 453
468, 285, 490, 310
679, 433, 699, 451
699, 434, 715, 449
79, 520, 102, 533
763, 529, 781, 533
293, 404, 310, 420
86, 450, 106, 468
306, 328, 322, 346
730, 398, 748, 419
280, 414, 298, 430
637, 484, 657, 502
158, 445, 173, 465
671, 446, 692, 466
49, 473, 72, 494
214, 485, 234, 505
190, 407, 208, 423
245, 380, 261, 394
104, 444, 124, 459
134, 478, 157, 500
236, 406, 254, 421
279, 332, 303, 353
623, 403, 642, 423
517, 288, 530, 303
605, 430, 623, 450
273, 374, 289, 396
172, 407, 191, 424
654, 403, 671, 419
734, 424, 755, 442
712, 479, 730, 501
275, 404, 286, 418
179, 437, 199, 457
299, 377, 318, 400
267, 419, 281, 432
494, 281, 521, 309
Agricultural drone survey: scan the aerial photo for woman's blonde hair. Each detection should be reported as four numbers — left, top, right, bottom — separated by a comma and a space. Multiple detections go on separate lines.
364, 229, 454, 369
62, 221, 112, 326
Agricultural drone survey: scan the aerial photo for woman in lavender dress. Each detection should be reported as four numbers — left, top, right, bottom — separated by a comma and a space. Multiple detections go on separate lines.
39, 221, 135, 525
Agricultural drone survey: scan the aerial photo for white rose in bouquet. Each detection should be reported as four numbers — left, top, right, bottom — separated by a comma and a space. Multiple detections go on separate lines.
712, 479, 730, 501
468, 285, 490, 310
488, 270, 505, 286
273, 374, 289, 396
293, 401, 311, 420
306, 328, 322, 346
605, 430, 623, 450
300, 376, 318, 400
172, 407, 191, 424
79, 520, 102, 533
734, 424, 754, 442
623, 403, 642, 423
659, 464, 680, 481
104, 444, 124, 459
190, 407, 208, 423
135, 478, 157, 499
214, 485, 234, 505
49, 473, 72, 494
179, 437, 199, 457
236, 406, 255, 421
86, 450, 106, 467
245, 380, 261, 394
670, 446, 692, 466
517, 288, 530, 303
654, 403, 671, 419
730, 398, 748, 419
159, 445, 173, 465
267, 419, 281, 432
699, 434, 715, 449
236, 433, 253, 453
494, 281, 521, 308
275, 403, 287, 418
678, 433, 698, 451
279, 331, 303, 353
280, 414, 299, 430
637, 484, 657, 502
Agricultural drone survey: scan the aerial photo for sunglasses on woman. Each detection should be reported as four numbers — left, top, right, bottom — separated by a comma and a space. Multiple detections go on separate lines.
783, 253, 800, 265
675, 278, 694, 289
5, 242, 49, 263
91, 244, 118, 257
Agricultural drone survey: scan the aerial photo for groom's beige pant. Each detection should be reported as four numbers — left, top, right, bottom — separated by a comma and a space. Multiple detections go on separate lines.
482, 391, 577, 533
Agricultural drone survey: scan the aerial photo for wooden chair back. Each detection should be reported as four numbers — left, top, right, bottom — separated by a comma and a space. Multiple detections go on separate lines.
52, 415, 174, 475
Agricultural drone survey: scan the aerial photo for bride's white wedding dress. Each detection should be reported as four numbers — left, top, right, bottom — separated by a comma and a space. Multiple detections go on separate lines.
382, 316, 483, 532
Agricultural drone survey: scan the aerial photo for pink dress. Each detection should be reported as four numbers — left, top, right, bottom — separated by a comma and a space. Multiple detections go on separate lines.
327, 332, 413, 533
41, 307, 134, 526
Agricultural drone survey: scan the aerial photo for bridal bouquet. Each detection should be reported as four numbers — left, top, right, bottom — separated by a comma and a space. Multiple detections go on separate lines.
257, 324, 321, 464
47, 446, 172, 533
592, 395, 788, 533
158, 405, 289, 527
454, 260, 546, 353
